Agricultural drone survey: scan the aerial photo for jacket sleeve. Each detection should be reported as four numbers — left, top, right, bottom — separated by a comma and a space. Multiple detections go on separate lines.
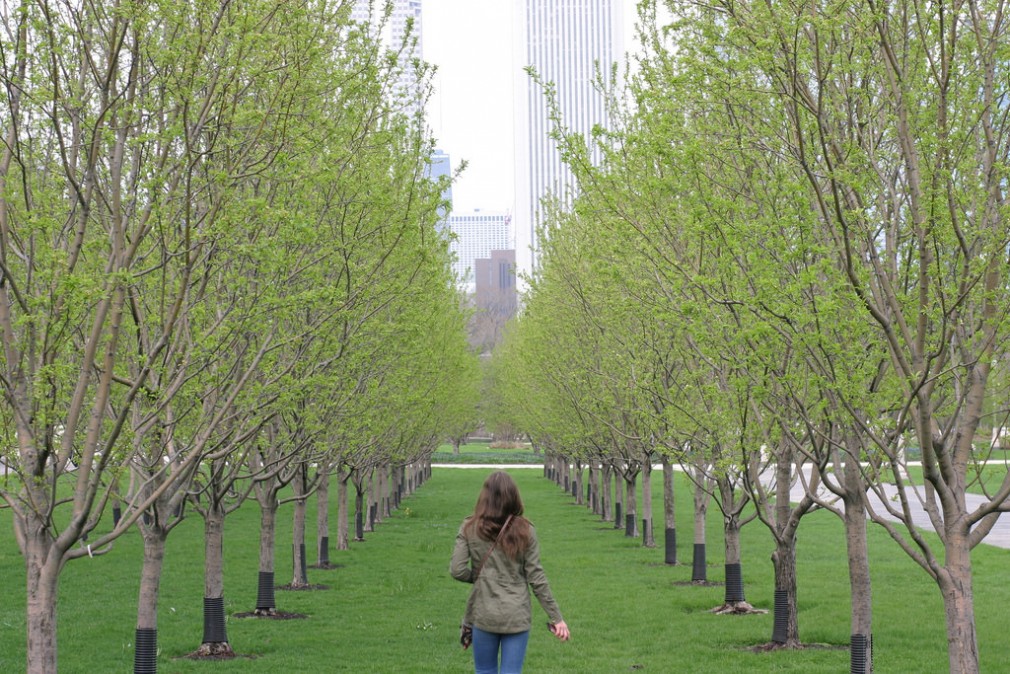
450, 522, 474, 583
523, 527, 564, 624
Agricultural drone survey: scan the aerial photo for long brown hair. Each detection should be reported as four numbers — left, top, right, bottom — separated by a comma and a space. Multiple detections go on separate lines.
465, 471, 532, 560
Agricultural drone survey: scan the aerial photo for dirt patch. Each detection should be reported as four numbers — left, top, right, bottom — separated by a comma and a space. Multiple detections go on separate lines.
709, 601, 768, 615
180, 653, 251, 661
746, 641, 848, 653
234, 609, 307, 620
180, 643, 256, 660
277, 583, 329, 591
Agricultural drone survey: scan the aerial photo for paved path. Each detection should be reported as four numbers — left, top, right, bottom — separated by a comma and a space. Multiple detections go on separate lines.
788, 468, 1010, 549
433, 463, 1010, 549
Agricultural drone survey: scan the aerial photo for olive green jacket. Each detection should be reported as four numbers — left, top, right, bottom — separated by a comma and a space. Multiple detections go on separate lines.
451, 517, 563, 634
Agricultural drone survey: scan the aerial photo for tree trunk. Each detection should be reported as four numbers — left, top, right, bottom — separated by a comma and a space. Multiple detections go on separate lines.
770, 536, 799, 646
391, 465, 401, 509
574, 461, 583, 505
291, 471, 309, 587
612, 464, 623, 528
255, 497, 278, 614
601, 463, 612, 522
624, 471, 638, 538
376, 466, 386, 524
25, 523, 59, 674
843, 488, 872, 673
366, 469, 376, 532
641, 460, 655, 547
135, 523, 167, 674
939, 534, 980, 674
354, 480, 365, 541
588, 463, 599, 514
723, 511, 745, 603
337, 470, 350, 551
198, 502, 233, 656
315, 467, 331, 567
661, 456, 677, 565
770, 453, 800, 647
692, 472, 710, 582
715, 472, 751, 611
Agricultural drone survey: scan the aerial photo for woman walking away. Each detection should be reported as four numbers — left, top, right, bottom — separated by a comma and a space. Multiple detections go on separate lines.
451, 470, 570, 674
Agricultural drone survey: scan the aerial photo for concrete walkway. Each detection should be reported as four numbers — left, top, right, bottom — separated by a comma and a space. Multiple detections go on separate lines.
789, 468, 1010, 549
434, 463, 1010, 549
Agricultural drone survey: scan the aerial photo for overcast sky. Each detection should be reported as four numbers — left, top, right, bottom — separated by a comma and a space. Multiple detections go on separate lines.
422, 1, 649, 215
422, 1, 516, 214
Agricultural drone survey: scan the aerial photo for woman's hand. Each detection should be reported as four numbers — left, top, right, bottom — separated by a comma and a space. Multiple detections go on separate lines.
549, 620, 570, 641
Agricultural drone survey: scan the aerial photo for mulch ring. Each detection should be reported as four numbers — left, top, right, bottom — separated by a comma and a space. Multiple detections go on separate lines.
672, 580, 724, 587
746, 641, 848, 653
179, 646, 257, 660
277, 583, 329, 591
233, 609, 307, 620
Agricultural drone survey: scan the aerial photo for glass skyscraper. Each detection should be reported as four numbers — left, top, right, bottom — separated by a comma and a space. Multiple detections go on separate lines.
513, 0, 624, 282
448, 210, 512, 288
428, 148, 453, 231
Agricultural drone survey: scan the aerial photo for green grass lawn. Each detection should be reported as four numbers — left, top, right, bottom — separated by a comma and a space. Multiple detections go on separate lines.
2, 467, 1010, 672
902, 459, 1010, 496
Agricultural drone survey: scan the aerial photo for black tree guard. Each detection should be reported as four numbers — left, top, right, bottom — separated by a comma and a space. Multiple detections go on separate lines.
724, 563, 744, 602
771, 589, 789, 643
664, 528, 677, 565
692, 543, 706, 581
850, 633, 872, 674
294, 543, 308, 585
134, 627, 157, 674
256, 571, 275, 611
202, 596, 228, 644
318, 536, 330, 566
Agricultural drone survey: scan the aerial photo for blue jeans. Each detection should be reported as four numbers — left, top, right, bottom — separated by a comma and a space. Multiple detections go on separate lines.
472, 626, 530, 674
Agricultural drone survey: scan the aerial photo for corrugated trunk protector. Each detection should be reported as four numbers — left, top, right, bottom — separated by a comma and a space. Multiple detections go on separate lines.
133, 628, 157, 674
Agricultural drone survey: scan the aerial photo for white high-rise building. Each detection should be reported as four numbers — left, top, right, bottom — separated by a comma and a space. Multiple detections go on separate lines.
428, 147, 453, 232
513, 0, 624, 283
448, 210, 511, 287
352, 0, 423, 111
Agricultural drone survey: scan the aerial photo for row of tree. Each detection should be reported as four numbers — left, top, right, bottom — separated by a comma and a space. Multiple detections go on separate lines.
0, 3, 479, 673
491, 2, 1010, 673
